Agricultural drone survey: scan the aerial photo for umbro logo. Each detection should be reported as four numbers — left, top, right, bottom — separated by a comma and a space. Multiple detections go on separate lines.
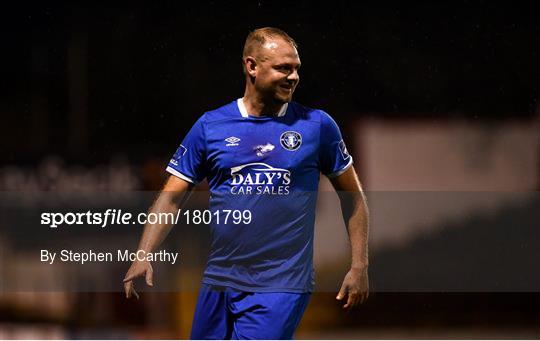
225, 136, 241, 146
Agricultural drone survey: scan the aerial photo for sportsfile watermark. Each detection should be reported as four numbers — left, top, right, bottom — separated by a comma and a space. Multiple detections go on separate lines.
40, 209, 252, 228
1, 190, 538, 293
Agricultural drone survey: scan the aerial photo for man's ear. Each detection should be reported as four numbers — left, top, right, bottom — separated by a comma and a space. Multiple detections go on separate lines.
245, 56, 257, 77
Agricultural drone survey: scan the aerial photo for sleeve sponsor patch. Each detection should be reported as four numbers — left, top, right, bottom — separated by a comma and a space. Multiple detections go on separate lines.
338, 140, 350, 160
170, 145, 187, 166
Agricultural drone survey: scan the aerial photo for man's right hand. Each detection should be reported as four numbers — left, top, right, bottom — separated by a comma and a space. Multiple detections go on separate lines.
122, 176, 191, 299
123, 259, 153, 299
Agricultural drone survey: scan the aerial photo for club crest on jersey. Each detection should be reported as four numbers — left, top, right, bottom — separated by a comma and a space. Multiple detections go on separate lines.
280, 131, 302, 151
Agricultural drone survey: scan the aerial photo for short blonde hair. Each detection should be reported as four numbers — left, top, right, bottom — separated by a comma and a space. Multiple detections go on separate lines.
242, 27, 298, 60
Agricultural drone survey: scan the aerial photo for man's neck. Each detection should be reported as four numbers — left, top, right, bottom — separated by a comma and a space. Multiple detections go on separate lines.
242, 92, 285, 117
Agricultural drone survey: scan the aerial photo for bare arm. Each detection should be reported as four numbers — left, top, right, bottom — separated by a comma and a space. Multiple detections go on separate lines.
123, 175, 193, 298
329, 166, 370, 310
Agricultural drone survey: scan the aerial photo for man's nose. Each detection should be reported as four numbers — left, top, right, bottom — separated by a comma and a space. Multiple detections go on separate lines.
287, 70, 299, 82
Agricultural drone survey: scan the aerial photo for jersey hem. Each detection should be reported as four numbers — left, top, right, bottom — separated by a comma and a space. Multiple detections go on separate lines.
201, 278, 313, 294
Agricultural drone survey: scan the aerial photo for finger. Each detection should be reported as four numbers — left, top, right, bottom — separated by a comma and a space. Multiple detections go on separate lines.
358, 292, 366, 304
145, 265, 154, 287
346, 292, 359, 309
123, 272, 138, 283
131, 286, 140, 300
336, 283, 347, 300
353, 293, 361, 307
360, 291, 369, 304
124, 281, 132, 298
343, 292, 355, 309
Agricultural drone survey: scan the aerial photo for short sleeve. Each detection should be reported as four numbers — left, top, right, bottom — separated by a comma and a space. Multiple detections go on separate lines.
166, 115, 207, 184
319, 111, 353, 178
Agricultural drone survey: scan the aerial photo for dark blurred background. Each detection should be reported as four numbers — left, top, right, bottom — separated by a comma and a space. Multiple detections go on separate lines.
1, 1, 540, 339
2, 2, 540, 166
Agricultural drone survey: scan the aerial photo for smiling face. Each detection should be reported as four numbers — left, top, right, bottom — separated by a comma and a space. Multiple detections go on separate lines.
244, 37, 301, 104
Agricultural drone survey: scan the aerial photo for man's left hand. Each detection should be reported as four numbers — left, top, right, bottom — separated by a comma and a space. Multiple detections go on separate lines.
336, 267, 369, 310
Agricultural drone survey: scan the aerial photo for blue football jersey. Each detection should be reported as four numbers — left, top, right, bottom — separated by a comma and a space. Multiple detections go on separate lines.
167, 98, 353, 292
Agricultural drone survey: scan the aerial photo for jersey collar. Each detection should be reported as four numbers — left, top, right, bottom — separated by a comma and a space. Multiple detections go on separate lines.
237, 98, 288, 118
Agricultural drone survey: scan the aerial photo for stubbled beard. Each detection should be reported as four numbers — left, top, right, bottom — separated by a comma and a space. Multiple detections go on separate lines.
274, 94, 291, 104
257, 82, 294, 104
275, 87, 294, 103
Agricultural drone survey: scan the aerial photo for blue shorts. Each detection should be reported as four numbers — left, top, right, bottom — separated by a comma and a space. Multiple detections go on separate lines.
190, 283, 311, 339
